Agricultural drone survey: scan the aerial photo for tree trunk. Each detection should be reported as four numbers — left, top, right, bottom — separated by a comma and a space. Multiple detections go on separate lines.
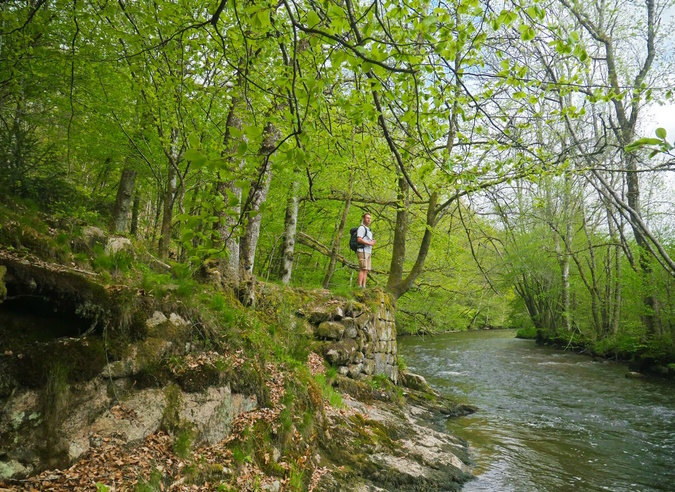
584, 0, 660, 334
130, 193, 140, 237
386, 177, 410, 292
279, 178, 299, 285
238, 122, 280, 305
386, 191, 439, 300
110, 166, 137, 234
624, 153, 662, 335
216, 97, 244, 282
323, 173, 354, 288
158, 161, 177, 259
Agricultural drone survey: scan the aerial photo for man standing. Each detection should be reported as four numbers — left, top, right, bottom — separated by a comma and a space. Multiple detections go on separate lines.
356, 212, 375, 288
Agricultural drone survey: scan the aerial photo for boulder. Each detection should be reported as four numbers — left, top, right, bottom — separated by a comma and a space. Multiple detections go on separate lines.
105, 237, 133, 257
81, 226, 106, 248
400, 371, 436, 394
308, 302, 345, 324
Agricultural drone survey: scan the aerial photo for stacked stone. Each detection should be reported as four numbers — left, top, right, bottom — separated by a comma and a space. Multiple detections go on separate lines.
308, 291, 398, 384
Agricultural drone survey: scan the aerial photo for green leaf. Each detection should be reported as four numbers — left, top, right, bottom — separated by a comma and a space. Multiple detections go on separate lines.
307, 10, 321, 27
656, 127, 667, 139
181, 230, 195, 242
185, 149, 207, 169
625, 137, 663, 152
518, 25, 535, 41
188, 134, 200, 149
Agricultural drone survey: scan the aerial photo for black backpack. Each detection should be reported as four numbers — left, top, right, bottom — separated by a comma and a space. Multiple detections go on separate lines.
349, 227, 360, 252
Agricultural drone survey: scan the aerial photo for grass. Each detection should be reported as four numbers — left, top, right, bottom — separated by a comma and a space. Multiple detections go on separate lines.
173, 428, 195, 459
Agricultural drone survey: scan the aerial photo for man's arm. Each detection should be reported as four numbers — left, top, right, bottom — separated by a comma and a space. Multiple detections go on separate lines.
357, 226, 374, 246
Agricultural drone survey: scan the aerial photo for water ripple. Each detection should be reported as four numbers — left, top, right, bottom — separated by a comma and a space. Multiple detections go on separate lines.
399, 330, 675, 492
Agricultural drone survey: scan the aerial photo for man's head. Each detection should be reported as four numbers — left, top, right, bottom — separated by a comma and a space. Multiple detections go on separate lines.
362, 213, 371, 226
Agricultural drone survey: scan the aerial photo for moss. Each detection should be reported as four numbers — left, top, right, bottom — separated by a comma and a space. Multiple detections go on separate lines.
160, 384, 182, 433
333, 376, 374, 403
224, 360, 270, 407
173, 427, 195, 458
132, 360, 173, 389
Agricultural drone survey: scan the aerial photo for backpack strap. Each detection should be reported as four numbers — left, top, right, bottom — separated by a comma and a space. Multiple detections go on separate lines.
357, 225, 371, 248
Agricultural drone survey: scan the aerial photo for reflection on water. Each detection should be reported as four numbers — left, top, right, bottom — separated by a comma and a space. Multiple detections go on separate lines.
398, 330, 675, 492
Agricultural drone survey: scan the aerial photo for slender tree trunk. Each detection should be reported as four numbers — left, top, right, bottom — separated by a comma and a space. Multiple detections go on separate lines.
130, 193, 140, 237
279, 178, 299, 285
238, 122, 280, 305
608, 216, 622, 335
386, 177, 410, 292
158, 161, 176, 259
110, 166, 137, 234
158, 127, 182, 259
216, 97, 244, 282
625, 152, 661, 335
323, 173, 354, 288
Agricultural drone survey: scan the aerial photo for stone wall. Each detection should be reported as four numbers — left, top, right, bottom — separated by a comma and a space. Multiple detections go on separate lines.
306, 290, 398, 384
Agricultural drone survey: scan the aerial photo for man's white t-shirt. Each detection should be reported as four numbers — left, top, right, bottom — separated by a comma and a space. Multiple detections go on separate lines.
357, 225, 373, 254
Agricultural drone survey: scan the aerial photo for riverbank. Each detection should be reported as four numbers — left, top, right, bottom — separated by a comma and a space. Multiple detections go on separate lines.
515, 326, 675, 379
0, 209, 475, 491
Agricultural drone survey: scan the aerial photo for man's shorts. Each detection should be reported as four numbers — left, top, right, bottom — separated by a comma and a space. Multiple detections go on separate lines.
357, 251, 371, 271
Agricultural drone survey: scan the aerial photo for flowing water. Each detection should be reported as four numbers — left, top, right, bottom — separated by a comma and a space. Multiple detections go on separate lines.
398, 330, 675, 492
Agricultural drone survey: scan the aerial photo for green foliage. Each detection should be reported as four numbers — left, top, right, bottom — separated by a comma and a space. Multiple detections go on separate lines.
287, 464, 306, 492
135, 469, 164, 492
141, 271, 173, 297
314, 373, 343, 408
626, 128, 674, 157
91, 246, 134, 276
516, 326, 538, 339
173, 428, 195, 459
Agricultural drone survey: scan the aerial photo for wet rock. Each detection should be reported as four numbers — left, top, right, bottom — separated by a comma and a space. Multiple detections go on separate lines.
400, 371, 437, 395
318, 386, 473, 491
625, 371, 645, 379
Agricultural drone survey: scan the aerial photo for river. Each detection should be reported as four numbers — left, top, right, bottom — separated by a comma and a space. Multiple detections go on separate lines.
397, 330, 675, 492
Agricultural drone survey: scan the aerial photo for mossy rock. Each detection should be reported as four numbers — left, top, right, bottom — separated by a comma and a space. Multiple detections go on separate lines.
333, 376, 375, 403
132, 359, 174, 389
